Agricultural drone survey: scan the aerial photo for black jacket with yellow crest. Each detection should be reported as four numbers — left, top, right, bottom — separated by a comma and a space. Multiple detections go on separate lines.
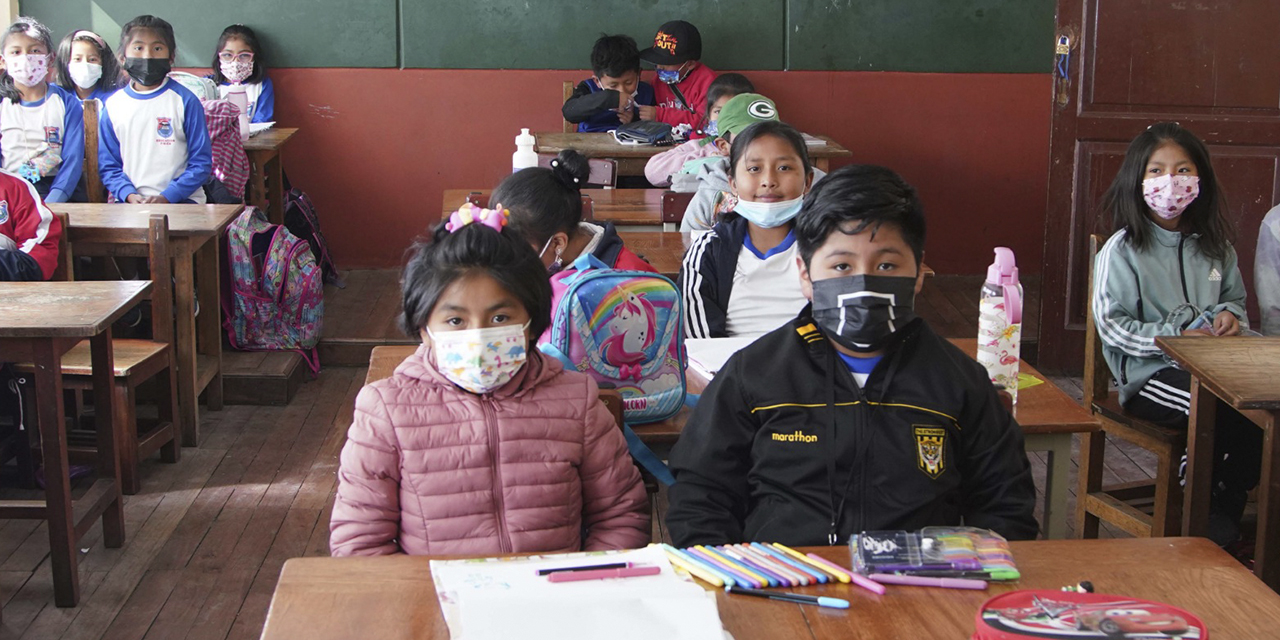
667, 310, 1039, 547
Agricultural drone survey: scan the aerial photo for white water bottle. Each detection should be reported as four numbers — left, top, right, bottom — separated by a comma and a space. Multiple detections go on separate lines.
977, 247, 1024, 405
512, 128, 538, 173
225, 85, 250, 141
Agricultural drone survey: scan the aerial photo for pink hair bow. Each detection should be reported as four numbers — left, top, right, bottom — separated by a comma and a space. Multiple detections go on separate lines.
445, 202, 509, 234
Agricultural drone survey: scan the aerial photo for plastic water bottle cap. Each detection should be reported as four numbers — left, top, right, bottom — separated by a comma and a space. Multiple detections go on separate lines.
986, 247, 1019, 286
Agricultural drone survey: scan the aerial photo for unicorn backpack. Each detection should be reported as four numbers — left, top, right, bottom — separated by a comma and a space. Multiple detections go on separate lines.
541, 253, 687, 423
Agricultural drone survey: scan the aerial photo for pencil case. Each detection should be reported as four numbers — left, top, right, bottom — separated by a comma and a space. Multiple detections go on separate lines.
973, 589, 1207, 639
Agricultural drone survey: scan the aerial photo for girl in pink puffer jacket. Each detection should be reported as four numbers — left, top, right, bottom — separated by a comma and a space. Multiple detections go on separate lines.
330, 205, 650, 556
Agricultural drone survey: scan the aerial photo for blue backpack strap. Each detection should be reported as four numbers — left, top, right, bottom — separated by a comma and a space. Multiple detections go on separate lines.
622, 422, 676, 486
538, 342, 574, 368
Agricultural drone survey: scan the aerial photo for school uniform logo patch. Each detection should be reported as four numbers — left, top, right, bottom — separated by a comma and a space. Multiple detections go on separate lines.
914, 425, 946, 479
156, 117, 173, 139
43, 126, 60, 146
0, 200, 8, 224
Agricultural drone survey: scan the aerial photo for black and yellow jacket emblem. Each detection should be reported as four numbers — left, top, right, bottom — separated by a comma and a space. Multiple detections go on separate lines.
667, 310, 1038, 547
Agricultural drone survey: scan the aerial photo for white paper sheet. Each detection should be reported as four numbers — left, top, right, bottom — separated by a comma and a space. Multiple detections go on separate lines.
249, 121, 275, 135
431, 546, 724, 640
686, 337, 756, 381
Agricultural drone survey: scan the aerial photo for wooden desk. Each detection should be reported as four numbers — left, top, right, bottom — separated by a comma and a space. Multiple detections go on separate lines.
0, 281, 148, 606
616, 231, 684, 279
243, 127, 298, 225
1156, 336, 1280, 589
261, 538, 1280, 639
535, 132, 853, 177
54, 203, 245, 446
441, 188, 665, 227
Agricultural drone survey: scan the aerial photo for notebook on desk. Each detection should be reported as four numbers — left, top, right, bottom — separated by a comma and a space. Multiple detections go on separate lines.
801, 133, 827, 147
249, 121, 275, 136
430, 545, 723, 639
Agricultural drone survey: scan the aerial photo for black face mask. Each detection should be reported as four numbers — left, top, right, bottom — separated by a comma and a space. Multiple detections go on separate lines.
811, 274, 918, 353
122, 57, 171, 87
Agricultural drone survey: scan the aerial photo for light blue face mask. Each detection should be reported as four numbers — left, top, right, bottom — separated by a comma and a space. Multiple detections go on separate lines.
703, 119, 719, 137
733, 196, 804, 229
657, 69, 682, 84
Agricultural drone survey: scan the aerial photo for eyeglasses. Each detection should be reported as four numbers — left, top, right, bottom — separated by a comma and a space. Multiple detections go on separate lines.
218, 52, 254, 64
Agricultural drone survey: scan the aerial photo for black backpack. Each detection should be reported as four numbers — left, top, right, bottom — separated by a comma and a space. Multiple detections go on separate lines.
283, 188, 343, 287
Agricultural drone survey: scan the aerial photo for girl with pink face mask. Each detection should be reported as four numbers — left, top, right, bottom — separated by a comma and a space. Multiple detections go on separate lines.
208, 24, 273, 123
329, 204, 650, 557
1092, 122, 1259, 548
0, 17, 85, 203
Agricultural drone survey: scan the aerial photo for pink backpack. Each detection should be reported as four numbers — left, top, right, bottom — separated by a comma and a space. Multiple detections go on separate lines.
221, 207, 324, 372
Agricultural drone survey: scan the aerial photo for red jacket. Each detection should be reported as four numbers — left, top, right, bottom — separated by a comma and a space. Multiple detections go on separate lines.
0, 170, 61, 280
330, 346, 650, 557
653, 63, 716, 133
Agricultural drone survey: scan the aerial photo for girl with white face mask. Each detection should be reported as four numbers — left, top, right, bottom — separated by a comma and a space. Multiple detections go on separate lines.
1092, 122, 1259, 547
210, 24, 274, 124
679, 119, 816, 339
0, 17, 85, 203
329, 204, 649, 557
53, 29, 121, 102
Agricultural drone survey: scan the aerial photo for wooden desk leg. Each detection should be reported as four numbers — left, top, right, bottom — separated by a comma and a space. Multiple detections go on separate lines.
33, 339, 78, 607
1183, 376, 1216, 538
1025, 433, 1071, 540
174, 243, 200, 446
266, 153, 284, 225
815, 158, 830, 173
195, 237, 223, 411
248, 151, 268, 214
1254, 411, 1280, 589
90, 331, 125, 548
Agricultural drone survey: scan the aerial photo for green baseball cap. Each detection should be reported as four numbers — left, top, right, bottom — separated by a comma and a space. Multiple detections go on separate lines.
715, 93, 779, 138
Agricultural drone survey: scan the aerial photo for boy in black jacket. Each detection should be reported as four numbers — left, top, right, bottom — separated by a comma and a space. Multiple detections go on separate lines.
667, 165, 1038, 546
561, 35, 656, 133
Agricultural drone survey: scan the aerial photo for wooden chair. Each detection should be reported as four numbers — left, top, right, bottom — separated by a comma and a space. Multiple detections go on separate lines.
16, 215, 180, 495
81, 99, 106, 203
562, 80, 576, 134
661, 191, 694, 225
1077, 233, 1186, 538
464, 191, 597, 222
536, 154, 617, 189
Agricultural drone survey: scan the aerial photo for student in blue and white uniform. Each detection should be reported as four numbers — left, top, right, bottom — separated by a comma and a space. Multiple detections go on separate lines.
53, 29, 121, 103
679, 120, 816, 339
210, 25, 274, 123
0, 17, 85, 203
99, 15, 211, 204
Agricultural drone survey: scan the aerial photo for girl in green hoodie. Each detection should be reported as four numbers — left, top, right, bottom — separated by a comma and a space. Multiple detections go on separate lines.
1092, 122, 1259, 547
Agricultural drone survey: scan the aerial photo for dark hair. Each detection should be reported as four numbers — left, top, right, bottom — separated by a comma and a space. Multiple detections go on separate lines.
118, 15, 176, 59
0, 17, 54, 103
210, 24, 268, 85
728, 120, 812, 177
52, 29, 122, 95
590, 34, 640, 79
399, 221, 553, 342
1100, 121, 1233, 261
795, 165, 927, 268
705, 72, 754, 118
494, 150, 590, 248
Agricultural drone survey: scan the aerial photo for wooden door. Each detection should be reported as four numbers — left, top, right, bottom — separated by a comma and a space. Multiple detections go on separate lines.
1039, 0, 1280, 372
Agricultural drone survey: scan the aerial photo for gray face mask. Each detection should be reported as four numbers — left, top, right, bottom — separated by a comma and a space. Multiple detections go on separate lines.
811, 274, 918, 353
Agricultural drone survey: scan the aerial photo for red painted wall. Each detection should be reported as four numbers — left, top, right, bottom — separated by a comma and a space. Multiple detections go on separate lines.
266, 68, 1052, 273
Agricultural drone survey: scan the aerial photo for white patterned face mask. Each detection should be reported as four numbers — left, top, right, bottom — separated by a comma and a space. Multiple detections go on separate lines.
6, 53, 48, 86
427, 322, 529, 394
1143, 174, 1200, 219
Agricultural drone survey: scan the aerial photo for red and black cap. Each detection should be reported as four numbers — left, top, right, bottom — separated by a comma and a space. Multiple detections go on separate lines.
639, 20, 702, 65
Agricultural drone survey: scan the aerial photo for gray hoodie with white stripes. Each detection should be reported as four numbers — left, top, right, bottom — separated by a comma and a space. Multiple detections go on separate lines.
1091, 220, 1249, 404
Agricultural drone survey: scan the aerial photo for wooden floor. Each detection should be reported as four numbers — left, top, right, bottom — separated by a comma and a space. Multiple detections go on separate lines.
0, 269, 1160, 639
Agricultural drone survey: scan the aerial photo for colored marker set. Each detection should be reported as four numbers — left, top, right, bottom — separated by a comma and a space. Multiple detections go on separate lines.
851, 527, 1020, 586
659, 542, 860, 590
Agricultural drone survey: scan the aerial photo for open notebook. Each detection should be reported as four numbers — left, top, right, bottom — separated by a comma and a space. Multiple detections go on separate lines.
430, 545, 723, 639
248, 121, 275, 135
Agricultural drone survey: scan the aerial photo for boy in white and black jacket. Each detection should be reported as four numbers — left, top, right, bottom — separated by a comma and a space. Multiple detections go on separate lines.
667, 165, 1038, 547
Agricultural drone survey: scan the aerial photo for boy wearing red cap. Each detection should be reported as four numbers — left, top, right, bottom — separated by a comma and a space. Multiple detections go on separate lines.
638, 20, 717, 135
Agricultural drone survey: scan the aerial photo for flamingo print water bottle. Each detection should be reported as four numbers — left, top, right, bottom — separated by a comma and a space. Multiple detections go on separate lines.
977, 247, 1023, 405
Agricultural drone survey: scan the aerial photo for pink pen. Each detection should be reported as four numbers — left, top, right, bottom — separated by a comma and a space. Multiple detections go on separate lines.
867, 573, 988, 590
546, 565, 662, 583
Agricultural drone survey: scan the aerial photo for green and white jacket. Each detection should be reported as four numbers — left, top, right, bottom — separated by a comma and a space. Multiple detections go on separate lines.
1092, 220, 1249, 404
